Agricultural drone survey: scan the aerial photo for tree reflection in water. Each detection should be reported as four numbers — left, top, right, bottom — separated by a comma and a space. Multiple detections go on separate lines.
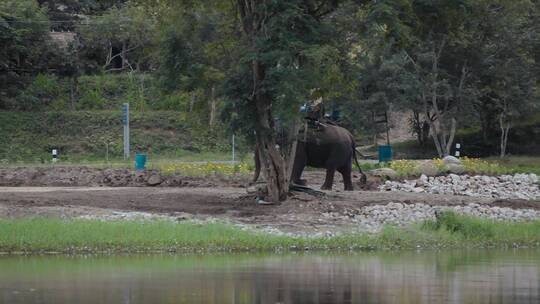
0, 250, 539, 304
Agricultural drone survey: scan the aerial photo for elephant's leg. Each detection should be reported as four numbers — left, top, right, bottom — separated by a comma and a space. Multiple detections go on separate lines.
338, 165, 353, 191
321, 167, 336, 190
291, 143, 307, 185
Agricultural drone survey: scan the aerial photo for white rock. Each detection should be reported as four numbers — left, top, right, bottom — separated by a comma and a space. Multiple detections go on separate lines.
443, 155, 462, 165
417, 161, 440, 176
447, 164, 465, 174
370, 168, 398, 179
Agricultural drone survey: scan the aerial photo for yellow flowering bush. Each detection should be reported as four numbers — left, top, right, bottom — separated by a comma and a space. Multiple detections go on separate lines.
389, 160, 420, 177
432, 158, 447, 172
159, 162, 251, 177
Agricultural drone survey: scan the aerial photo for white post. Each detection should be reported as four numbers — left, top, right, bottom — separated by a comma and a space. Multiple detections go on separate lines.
123, 103, 130, 160
232, 134, 236, 163
52, 149, 58, 163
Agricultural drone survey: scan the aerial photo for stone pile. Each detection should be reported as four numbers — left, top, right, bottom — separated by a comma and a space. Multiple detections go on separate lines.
321, 202, 540, 234
380, 173, 540, 200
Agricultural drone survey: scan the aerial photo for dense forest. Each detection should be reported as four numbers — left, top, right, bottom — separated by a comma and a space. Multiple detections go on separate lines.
1, 0, 539, 165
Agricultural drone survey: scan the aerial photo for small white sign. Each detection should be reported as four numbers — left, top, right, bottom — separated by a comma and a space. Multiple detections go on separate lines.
455, 151, 461, 157
456, 143, 461, 149
52, 149, 58, 156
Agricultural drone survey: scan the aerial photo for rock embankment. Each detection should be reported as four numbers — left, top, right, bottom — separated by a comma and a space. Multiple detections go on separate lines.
72, 201, 540, 237
351, 202, 540, 232
380, 173, 540, 200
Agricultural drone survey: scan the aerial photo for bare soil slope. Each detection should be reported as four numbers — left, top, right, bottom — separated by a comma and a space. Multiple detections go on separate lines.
1, 166, 538, 234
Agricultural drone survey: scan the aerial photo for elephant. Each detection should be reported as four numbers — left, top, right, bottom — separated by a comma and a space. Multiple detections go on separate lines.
253, 118, 366, 191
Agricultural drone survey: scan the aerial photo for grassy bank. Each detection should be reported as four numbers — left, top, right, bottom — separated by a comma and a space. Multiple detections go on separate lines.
2, 213, 540, 254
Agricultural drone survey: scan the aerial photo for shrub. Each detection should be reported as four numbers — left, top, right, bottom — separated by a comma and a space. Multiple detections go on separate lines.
15, 74, 65, 110
460, 157, 507, 175
159, 162, 251, 177
389, 160, 419, 176
422, 211, 495, 240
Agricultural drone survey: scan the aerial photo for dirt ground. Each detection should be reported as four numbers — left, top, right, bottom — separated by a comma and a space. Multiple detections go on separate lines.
0, 166, 538, 235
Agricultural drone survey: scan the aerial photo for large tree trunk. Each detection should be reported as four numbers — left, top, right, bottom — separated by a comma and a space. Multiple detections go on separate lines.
423, 92, 444, 157
237, 0, 290, 202
445, 117, 456, 155
285, 119, 301, 185
252, 61, 288, 202
422, 40, 464, 158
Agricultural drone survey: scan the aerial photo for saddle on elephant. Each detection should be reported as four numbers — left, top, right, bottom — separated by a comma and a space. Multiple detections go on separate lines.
299, 96, 340, 144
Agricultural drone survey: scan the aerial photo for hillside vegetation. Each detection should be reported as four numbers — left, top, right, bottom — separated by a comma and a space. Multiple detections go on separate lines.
0, 110, 232, 162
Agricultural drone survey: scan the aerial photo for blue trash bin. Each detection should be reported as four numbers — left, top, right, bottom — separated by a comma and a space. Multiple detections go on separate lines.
378, 145, 393, 163
135, 153, 147, 170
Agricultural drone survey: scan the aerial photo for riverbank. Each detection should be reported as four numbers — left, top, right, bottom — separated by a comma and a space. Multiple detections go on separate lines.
2, 213, 540, 254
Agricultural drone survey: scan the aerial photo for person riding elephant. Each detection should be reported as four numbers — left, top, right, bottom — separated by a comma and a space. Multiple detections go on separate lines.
253, 95, 366, 191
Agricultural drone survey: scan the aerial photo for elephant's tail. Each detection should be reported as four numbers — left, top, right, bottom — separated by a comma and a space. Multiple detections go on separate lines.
352, 144, 367, 185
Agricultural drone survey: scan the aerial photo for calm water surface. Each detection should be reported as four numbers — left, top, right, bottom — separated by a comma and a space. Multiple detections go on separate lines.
0, 250, 539, 304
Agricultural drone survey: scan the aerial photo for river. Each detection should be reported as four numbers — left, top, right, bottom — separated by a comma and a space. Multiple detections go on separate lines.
1, 249, 539, 303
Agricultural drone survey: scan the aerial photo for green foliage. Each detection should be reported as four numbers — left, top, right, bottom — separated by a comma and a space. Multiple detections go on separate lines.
222, 0, 348, 140
14, 74, 61, 110
352, 0, 539, 156
11, 73, 176, 111
0, 0, 61, 109
77, 3, 158, 73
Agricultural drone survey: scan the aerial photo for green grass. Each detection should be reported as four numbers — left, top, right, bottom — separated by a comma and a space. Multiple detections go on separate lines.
488, 156, 540, 175
2, 213, 540, 254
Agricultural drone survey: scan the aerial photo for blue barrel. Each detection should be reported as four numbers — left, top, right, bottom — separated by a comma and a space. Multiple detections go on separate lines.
135, 153, 147, 170
378, 145, 393, 163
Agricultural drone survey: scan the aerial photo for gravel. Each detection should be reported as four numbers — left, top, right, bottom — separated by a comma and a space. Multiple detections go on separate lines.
380, 173, 540, 200
74, 201, 540, 237
348, 202, 540, 233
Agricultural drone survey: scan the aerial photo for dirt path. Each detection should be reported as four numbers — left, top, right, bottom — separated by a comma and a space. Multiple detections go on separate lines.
1, 166, 538, 235
1, 185, 538, 235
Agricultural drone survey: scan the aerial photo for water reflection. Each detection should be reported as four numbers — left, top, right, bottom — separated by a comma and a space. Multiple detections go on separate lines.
0, 250, 539, 304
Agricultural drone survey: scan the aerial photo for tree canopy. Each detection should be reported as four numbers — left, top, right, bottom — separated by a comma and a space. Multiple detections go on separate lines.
1, 0, 539, 199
